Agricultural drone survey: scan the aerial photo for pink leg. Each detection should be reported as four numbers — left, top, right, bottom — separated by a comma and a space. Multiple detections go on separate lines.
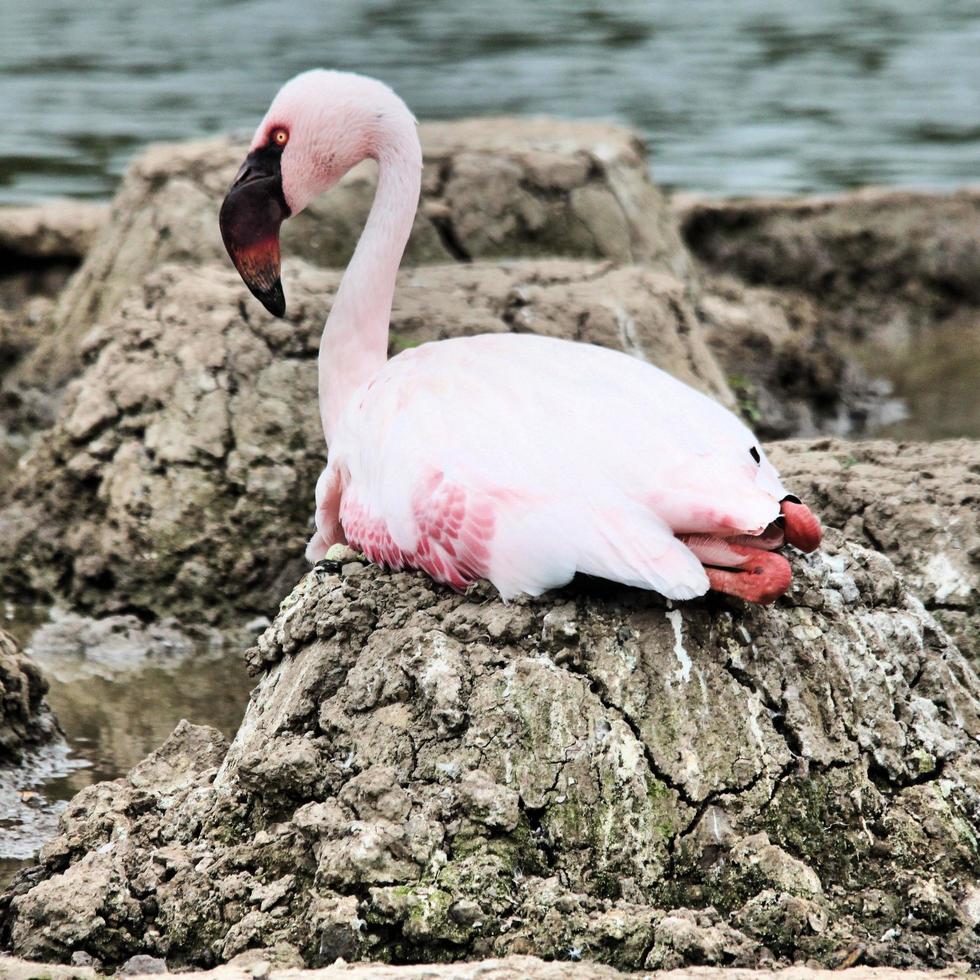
679, 534, 793, 605
704, 548, 793, 605
781, 498, 822, 553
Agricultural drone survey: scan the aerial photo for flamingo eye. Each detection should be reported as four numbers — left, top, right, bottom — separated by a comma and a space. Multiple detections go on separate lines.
271, 127, 289, 147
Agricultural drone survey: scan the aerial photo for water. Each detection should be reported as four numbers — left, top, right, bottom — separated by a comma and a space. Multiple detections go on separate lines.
0, 609, 254, 886
2, 0, 980, 204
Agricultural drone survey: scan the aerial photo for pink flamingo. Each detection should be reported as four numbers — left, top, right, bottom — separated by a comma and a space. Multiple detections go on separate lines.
219, 70, 821, 605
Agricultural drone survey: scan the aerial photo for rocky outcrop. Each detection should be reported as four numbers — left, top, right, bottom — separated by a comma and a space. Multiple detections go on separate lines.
0, 200, 106, 312
1, 121, 897, 480
0, 214, 909, 624
0, 201, 108, 478
0, 201, 106, 264
694, 278, 900, 440
0, 200, 106, 363
675, 187, 980, 349
18, 121, 686, 400
676, 187, 980, 444
4, 531, 979, 970
0, 629, 70, 869
767, 439, 980, 654
0, 629, 59, 764
0, 257, 729, 622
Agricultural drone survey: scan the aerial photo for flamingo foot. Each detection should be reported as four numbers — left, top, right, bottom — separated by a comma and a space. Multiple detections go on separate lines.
704, 548, 793, 605
781, 497, 822, 553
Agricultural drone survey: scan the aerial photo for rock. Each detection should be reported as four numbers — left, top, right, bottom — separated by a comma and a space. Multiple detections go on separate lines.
695, 277, 902, 440
4, 530, 979, 970
767, 439, 980, 654
0, 200, 106, 360
0, 257, 728, 623
0, 957, 970, 980
70, 950, 103, 970
0, 299, 59, 478
0, 627, 74, 878
119, 954, 169, 974
0, 952, 632, 979
0, 128, 904, 507
675, 187, 980, 349
18, 120, 687, 405
0, 201, 107, 264
0, 629, 59, 764
0, 202, 106, 484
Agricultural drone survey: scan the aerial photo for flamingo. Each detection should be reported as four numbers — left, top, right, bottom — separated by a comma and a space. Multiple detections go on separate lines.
219, 70, 821, 605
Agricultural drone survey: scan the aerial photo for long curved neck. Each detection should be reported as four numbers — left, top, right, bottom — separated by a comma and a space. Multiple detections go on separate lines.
319, 119, 422, 445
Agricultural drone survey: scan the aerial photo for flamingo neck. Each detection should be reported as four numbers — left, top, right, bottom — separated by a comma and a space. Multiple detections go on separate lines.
318, 120, 421, 444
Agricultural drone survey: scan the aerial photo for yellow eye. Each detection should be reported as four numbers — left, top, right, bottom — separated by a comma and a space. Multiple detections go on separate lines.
271, 127, 289, 147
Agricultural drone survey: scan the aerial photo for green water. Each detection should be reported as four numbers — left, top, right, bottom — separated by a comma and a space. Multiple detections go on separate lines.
2, 0, 979, 203
0, 609, 254, 886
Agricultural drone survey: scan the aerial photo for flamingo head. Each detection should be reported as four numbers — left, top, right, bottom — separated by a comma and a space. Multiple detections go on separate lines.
219, 69, 408, 317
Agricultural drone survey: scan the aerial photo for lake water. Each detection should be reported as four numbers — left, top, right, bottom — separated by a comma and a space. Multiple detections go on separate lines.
2, 0, 979, 204
0, 609, 254, 886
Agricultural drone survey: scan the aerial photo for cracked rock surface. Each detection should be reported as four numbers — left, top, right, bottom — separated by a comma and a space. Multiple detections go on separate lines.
4, 531, 979, 970
767, 439, 980, 656
0, 258, 728, 622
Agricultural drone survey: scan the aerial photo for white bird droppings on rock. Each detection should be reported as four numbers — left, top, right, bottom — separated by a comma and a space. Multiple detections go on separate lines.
666, 608, 691, 683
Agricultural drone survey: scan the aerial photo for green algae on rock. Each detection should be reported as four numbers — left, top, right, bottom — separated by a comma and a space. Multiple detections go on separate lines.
3, 530, 978, 970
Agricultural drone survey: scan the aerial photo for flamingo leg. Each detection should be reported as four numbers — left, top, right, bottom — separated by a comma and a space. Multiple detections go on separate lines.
703, 549, 793, 605
781, 497, 822, 552
679, 534, 793, 605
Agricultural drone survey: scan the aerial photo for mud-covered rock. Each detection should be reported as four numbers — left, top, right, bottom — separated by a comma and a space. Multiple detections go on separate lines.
768, 439, 980, 654
675, 187, 980, 349
0, 629, 59, 764
696, 277, 901, 440
0, 257, 728, 622
4, 532, 979, 970
19, 120, 687, 402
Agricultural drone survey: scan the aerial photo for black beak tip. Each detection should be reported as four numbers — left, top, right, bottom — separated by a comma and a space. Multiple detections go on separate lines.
251, 279, 286, 318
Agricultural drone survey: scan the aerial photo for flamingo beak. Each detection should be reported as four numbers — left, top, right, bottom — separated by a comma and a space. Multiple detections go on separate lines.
219, 145, 291, 317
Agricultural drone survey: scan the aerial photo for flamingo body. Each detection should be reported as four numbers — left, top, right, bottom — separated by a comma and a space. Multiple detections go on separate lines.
307, 333, 797, 601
